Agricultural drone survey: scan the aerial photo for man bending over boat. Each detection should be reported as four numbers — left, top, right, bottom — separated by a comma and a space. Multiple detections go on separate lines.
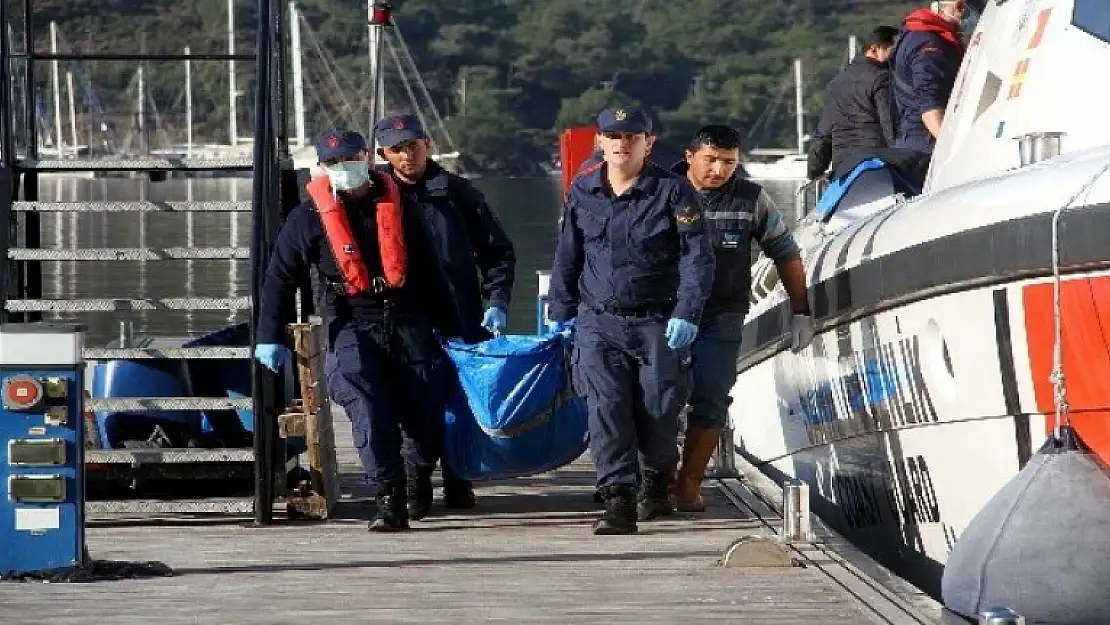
372, 113, 518, 520
670, 124, 815, 512
254, 129, 448, 532
807, 26, 898, 181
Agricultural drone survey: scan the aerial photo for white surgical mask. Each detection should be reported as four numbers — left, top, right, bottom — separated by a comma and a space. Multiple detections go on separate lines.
326, 161, 370, 192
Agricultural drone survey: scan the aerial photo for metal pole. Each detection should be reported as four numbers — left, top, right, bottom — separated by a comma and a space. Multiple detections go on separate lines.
289, 2, 305, 147
0, 3, 12, 167
228, 0, 237, 148
65, 70, 77, 154
709, 426, 737, 478
184, 46, 192, 159
50, 22, 62, 157
781, 479, 813, 542
250, 0, 277, 526
794, 58, 804, 154
366, 2, 392, 151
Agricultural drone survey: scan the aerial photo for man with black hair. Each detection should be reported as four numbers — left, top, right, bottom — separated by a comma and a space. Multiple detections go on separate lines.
807, 25, 899, 181
671, 125, 813, 512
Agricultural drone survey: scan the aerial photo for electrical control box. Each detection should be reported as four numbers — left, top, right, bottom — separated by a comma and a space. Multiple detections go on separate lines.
0, 323, 86, 575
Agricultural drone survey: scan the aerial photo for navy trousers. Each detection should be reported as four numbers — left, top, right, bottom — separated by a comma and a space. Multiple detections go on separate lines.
325, 314, 446, 489
688, 312, 746, 430
572, 309, 690, 489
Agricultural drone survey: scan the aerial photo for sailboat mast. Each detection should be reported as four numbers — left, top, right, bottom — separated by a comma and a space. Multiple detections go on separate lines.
50, 21, 63, 156
794, 58, 804, 154
185, 46, 193, 158
290, 1, 306, 147
367, 2, 391, 148
228, 0, 237, 147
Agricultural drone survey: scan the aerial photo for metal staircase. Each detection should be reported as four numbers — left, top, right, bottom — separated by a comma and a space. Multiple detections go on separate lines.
0, 0, 300, 523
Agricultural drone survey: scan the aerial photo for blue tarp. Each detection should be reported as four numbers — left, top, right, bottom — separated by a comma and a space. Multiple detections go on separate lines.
817, 158, 890, 219
816, 157, 923, 220
442, 333, 589, 481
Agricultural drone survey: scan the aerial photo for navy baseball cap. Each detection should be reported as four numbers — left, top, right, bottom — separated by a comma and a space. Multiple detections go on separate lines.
374, 113, 428, 148
597, 106, 652, 134
315, 129, 367, 162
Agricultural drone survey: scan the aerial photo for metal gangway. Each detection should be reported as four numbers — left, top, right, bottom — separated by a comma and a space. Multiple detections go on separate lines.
0, 0, 315, 523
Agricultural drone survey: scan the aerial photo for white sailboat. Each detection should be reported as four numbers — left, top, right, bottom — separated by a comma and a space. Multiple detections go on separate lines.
734, 0, 1110, 598
742, 58, 810, 181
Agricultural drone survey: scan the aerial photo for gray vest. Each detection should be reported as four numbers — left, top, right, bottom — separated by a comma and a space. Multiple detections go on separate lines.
699, 177, 763, 318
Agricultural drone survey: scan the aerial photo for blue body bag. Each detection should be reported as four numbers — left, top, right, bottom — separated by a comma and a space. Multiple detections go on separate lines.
441, 333, 589, 481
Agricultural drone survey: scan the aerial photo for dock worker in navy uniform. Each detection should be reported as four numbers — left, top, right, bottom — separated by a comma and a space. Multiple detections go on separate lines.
254, 129, 446, 533
891, 1, 969, 155
547, 106, 715, 535
373, 112, 517, 520
670, 124, 814, 512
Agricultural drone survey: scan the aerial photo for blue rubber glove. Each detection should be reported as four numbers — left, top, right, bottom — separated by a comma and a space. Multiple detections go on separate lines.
546, 318, 575, 338
253, 343, 290, 373
481, 306, 508, 335
664, 318, 698, 349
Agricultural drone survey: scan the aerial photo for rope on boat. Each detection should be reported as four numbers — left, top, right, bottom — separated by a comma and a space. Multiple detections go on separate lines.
1048, 160, 1110, 438
1, 558, 173, 583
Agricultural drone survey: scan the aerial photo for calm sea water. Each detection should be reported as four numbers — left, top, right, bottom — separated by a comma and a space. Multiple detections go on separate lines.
27, 174, 806, 345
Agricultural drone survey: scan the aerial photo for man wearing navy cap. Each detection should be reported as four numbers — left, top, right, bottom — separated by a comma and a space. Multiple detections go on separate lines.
372, 112, 518, 519
547, 106, 715, 535
254, 129, 447, 532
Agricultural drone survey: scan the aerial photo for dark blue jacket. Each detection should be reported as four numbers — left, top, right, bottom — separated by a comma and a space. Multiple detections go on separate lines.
670, 162, 801, 318
383, 161, 517, 343
548, 162, 715, 324
256, 182, 433, 345
891, 30, 963, 153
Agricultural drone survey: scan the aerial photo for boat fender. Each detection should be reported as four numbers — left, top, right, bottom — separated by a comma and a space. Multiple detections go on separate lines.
941, 426, 1110, 624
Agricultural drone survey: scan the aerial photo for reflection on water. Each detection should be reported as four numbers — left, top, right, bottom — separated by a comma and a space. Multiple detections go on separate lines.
30, 175, 806, 346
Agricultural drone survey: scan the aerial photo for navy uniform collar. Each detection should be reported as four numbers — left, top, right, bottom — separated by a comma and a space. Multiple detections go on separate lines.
380, 159, 450, 194
584, 161, 663, 196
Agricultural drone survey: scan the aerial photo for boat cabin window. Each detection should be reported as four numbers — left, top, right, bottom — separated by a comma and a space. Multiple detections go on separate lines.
1074, 0, 1110, 44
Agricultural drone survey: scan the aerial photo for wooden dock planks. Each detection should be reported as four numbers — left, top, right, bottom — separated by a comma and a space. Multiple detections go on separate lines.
0, 406, 915, 624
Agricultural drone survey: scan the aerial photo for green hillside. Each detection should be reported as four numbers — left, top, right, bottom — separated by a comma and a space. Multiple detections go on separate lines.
21, 0, 919, 173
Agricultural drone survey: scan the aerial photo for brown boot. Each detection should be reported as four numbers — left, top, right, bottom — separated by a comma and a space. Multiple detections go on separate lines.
673, 426, 721, 512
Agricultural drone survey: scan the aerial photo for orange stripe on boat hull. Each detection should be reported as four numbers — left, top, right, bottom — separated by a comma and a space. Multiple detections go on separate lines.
1023, 275, 1110, 463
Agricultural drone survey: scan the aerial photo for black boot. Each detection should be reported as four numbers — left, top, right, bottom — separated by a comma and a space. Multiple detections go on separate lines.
593, 485, 637, 535
636, 471, 674, 521
369, 483, 410, 532
406, 464, 434, 521
442, 466, 476, 509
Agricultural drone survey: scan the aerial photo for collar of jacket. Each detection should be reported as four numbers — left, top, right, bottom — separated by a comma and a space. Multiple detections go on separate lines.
669, 159, 741, 199
380, 160, 450, 196
583, 160, 663, 195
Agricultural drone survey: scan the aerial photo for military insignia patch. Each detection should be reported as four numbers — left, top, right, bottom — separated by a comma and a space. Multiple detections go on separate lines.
392, 117, 406, 129
675, 205, 701, 225
614, 109, 626, 121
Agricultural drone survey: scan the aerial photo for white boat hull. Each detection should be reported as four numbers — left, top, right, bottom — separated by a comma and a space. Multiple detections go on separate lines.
731, 278, 1055, 595
732, 136, 1110, 596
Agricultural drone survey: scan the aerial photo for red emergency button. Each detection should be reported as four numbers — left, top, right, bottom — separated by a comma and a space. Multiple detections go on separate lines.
3, 375, 44, 411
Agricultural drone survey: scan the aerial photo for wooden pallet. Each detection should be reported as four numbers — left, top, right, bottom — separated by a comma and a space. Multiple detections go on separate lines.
277, 319, 340, 519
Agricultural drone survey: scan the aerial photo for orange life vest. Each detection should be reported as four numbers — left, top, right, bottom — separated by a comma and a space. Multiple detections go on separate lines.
305, 170, 407, 295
